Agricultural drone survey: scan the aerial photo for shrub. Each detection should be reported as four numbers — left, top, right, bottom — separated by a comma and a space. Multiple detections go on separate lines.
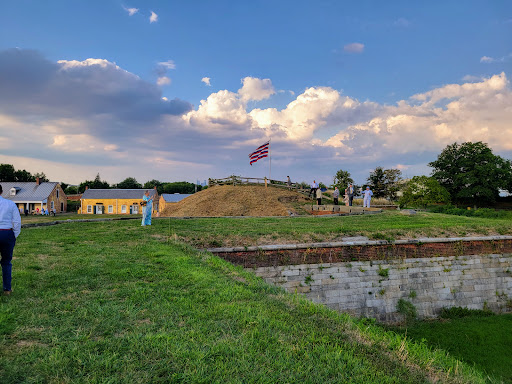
428, 205, 510, 219
439, 306, 494, 319
397, 299, 417, 323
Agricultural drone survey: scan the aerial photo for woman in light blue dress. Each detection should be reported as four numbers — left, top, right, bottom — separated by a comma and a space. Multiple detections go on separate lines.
141, 190, 153, 226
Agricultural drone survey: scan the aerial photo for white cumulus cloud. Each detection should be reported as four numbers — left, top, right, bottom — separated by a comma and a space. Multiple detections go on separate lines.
238, 77, 275, 102
344, 43, 365, 54
201, 77, 211, 86
150, 11, 158, 23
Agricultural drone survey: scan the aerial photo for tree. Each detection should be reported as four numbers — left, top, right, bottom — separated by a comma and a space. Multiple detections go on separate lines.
398, 176, 451, 208
162, 181, 197, 194
116, 177, 142, 189
65, 185, 78, 195
0, 164, 16, 181
144, 179, 164, 194
0, 164, 37, 182
367, 167, 386, 198
429, 142, 512, 206
14, 169, 35, 182
367, 167, 402, 199
78, 173, 110, 192
332, 169, 354, 190
33, 172, 49, 182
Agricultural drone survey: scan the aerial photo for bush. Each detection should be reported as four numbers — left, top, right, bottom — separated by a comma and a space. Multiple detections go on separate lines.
428, 205, 510, 219
439, 306, 494, 319
67, 200, 81, 212
399, 176, 450, 208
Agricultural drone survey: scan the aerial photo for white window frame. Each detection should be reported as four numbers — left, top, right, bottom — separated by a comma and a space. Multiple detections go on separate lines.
121, 205, 127, 213
87, 205, 92, 213
108, 205, 113, 213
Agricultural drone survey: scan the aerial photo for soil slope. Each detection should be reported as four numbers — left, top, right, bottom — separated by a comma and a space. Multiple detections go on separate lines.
160, 185, 310, 217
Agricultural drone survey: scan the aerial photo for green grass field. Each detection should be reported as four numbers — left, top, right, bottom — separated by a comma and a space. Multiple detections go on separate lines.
389, 313, 512, 383
165, 210, 512, 248
0, 219, 495, 383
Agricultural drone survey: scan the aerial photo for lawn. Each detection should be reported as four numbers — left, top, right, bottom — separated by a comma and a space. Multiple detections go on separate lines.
0, 219, 491, 383
389, 313, 512, 383
165, 210, 512, 248
20, 213, 141, 224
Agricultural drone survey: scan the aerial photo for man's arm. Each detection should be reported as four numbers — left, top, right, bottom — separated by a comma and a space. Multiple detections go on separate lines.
12, 204, 21, 238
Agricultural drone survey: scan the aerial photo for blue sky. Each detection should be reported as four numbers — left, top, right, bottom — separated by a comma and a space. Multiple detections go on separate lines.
0, 1, 511, 186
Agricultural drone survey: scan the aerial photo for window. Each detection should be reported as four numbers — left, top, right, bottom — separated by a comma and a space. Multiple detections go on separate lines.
56, 189, 59, 198
121, 205, 127, 213
87, 205, 92, 213
108, 205, 113, 213
51, 201, 54, 210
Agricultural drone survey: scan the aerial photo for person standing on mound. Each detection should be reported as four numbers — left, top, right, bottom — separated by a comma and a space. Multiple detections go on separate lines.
316, 187, 322, 205
363, 186, 373, 208
0, 185, 21, 296
141, 190, 154, 226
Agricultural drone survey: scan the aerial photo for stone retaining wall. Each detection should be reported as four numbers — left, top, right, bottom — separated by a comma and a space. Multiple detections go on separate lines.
210, 237, 512, 322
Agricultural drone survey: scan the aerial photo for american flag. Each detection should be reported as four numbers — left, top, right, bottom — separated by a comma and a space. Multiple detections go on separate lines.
249, 141, 270, 165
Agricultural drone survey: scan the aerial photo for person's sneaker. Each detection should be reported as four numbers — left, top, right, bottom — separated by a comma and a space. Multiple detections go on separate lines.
3, 290, 12, 296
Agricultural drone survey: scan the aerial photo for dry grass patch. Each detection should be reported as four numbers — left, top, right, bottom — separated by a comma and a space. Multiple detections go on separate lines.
161, 185, 309, 217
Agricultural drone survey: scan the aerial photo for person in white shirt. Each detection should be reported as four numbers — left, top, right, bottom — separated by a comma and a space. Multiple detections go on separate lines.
363, 186, 374, 208
309, 180, 318, 198
332, 187, 340, 205
0, 185, 22, 295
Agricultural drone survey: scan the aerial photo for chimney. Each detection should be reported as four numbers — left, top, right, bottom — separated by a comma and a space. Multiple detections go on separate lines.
36, 177, 41, 185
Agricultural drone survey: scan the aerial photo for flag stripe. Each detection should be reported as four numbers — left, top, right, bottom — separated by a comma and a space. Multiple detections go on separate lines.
249, 141, 270, 165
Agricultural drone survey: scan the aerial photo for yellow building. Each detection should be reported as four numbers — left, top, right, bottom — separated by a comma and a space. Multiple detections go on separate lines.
79, 188, 158, 215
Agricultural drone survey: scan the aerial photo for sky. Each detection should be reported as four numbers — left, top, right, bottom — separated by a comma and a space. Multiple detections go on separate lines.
0, 0, 511, 186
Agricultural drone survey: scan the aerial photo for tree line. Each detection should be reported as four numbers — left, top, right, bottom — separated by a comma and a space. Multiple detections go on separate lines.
331, 141, 512, 208
0, 169, 203, 196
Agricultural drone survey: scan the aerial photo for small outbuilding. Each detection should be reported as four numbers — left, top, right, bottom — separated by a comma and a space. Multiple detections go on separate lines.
159, 193, 192, 213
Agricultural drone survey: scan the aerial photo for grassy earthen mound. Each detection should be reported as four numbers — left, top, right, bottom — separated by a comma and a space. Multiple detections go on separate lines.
160, 185, 309, 217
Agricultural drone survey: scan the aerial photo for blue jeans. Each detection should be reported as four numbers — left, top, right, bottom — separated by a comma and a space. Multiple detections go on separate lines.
0, 230, 16, 291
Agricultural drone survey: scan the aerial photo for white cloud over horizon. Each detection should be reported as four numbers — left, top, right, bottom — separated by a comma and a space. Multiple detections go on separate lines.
0, 49, 511, 186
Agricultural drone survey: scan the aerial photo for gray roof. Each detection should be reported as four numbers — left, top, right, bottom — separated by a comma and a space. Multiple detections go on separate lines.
0, 182, 58, 202
161, 193, 192, 203
82, 189, 157, 200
